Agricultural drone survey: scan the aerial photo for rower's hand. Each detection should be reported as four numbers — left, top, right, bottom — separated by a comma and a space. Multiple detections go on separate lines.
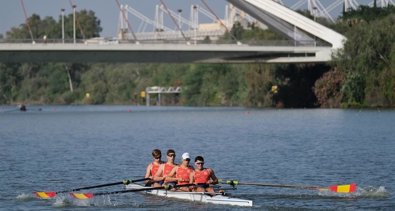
163, 184, 174, 190
144, 178, 154, 185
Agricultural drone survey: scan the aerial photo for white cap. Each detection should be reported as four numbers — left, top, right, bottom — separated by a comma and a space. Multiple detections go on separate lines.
181, 152, 190, 160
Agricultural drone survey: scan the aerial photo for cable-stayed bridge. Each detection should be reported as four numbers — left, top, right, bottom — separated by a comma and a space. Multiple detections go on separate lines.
121, 0, 393, 41
0, 0, 393, 64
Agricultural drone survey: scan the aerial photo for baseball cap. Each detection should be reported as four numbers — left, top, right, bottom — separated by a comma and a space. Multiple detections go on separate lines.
181, 152, 190, 160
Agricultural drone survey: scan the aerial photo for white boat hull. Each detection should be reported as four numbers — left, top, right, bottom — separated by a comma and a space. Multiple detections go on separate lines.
125, 184, 253, 207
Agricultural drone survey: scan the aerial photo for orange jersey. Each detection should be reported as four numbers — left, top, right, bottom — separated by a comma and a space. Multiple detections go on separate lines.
150, 162, 160, 177
194, 169, 211, 184
176, 166, 193, 185
163, 163, 175, 177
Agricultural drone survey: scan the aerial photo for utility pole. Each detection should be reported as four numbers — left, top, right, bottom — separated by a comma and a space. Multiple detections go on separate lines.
61, 8, 65, 43
72, 5, 77, 44
178, 9, 182, 39
313, 7, 318, 47
191, 5, 198, 45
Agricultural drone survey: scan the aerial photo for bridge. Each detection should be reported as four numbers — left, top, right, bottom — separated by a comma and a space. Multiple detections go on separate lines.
0, 0, 392, 64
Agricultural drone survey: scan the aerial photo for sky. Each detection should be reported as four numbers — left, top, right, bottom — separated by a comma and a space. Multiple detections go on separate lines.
0, 0, 227, 38
0, 0, 377, 38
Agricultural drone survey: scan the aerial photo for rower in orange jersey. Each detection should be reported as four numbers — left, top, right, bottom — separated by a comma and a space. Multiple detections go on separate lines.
192, 156, 218, 193
153, 149, 178, 187
144, 149, 163, 186
166, 152, 194, 191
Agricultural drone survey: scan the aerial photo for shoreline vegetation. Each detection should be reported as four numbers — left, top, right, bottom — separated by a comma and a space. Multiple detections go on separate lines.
1, 5, 394, 108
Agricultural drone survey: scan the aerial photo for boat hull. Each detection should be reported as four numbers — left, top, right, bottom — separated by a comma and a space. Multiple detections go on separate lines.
125, 184, 253, 207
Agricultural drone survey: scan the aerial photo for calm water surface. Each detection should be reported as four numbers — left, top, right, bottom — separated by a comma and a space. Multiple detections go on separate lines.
0, 106, 394, 210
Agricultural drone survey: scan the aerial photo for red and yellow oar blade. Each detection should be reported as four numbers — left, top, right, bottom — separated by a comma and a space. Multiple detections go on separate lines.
70, 193, 94, 199
326, 183, 357, 193
35, 192, 57, 199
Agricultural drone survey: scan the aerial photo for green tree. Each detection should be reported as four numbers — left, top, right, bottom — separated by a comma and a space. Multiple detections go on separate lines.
244, 64, 274, 107
182, 65, 207, 106
218, 65, 247, 106
63, 10, 102, 39
335, 13, 395, 107
6, 10, 102, 41
6, 14, 57, 41
0, 63, 22, 104
80, 69, 107, 104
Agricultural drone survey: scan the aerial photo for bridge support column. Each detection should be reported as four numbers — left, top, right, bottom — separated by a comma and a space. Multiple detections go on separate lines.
146, 88, 150, 106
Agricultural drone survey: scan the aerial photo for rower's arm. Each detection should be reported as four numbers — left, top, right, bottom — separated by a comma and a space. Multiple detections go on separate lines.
209, 169, 219, 185
165, 166, 179, 182
189, 170, 194, 184
144, 164, 152, 180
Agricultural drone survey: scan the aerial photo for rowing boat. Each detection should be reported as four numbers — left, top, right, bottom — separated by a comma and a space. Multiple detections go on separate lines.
125, 183, 253, 207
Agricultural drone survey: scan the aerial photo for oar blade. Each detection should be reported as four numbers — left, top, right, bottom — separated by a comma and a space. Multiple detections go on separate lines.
35, 192, 57, 199
70, 193, 94, 200
328, 183, 357, 193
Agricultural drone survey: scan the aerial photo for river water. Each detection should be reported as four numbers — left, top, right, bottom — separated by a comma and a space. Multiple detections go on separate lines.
0, 106, 394, 210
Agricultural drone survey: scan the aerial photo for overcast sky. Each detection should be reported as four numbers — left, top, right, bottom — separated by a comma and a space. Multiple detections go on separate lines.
0, 0, 376, 38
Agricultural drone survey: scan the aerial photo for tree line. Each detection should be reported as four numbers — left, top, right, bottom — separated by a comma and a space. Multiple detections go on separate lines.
1, 6, 394, 108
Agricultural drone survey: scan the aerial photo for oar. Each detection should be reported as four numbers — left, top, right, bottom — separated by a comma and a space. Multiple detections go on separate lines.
35, 178, 149, 199
222, 180, 357, 193
70, 183, 196, 199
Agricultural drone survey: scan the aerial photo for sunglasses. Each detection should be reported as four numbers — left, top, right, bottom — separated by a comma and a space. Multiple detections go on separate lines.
196, 162, 204, 165
167, 154, 176, 157
154, 156, 161, 159
184, 158, 191, 162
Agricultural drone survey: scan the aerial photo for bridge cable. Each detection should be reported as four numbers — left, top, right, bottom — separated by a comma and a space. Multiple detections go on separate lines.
114, 0, 138, 42
200, 0, 240, 43
19, 0, 34, 42
159, 0, 188, 42
68, 0, 86, 40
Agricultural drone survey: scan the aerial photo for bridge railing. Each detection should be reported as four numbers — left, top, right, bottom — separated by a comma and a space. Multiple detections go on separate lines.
0, 38, 328, 47
0, 38, 89, 44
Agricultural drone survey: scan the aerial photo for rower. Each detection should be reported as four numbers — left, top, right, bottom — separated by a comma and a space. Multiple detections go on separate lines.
144, 149, 163, 186
192, 156, 218, 193
19, 104, 26, 112
153, 149, 177, 187
166, 152, 194, 192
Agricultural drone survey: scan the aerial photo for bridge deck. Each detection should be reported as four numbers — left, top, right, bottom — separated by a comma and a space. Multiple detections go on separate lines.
0, 43, 331, 63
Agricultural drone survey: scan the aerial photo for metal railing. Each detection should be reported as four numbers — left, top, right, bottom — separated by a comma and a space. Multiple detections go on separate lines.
0, 38, 329, 47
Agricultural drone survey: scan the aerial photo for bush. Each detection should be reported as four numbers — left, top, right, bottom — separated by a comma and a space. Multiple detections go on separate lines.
314, 68, 345, 108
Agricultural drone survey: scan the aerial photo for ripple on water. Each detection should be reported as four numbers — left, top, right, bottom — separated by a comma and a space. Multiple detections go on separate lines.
51, 195, 145, 208
16, 193, 36, 201
359, 186, 390, 198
